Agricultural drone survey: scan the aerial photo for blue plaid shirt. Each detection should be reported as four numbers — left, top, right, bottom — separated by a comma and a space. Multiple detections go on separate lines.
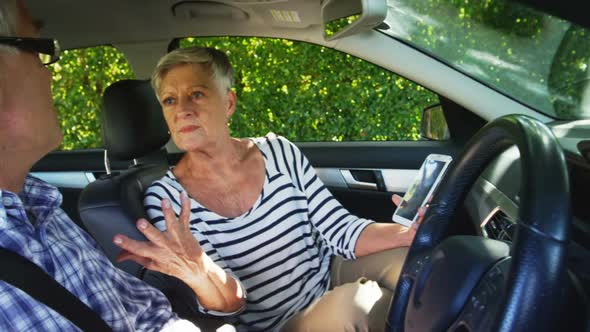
0, 175, 179, 331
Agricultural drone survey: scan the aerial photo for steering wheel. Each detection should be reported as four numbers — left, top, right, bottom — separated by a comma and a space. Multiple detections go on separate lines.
387, 115, 571, 332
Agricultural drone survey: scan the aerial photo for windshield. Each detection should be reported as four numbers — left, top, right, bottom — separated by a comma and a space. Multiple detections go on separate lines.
380, 0, 590, 120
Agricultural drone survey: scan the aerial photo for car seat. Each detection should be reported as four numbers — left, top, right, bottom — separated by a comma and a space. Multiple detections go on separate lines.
78, 79, 232, 331
79, 79, 170, 277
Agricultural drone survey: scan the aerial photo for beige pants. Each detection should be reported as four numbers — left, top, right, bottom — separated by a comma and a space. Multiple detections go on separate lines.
281, 247, 409, 332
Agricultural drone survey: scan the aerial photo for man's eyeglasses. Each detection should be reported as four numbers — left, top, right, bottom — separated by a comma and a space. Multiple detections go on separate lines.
0, 37, 60, 65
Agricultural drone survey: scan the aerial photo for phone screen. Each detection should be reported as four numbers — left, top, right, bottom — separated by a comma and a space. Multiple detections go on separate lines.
393, 155, 451, 226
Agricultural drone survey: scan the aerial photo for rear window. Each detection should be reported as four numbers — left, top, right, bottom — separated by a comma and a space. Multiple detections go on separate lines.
50, 46, 135, 150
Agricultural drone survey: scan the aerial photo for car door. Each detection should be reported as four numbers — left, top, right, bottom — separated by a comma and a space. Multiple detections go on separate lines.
298, 95, 481, 222
301, 141, 460, 222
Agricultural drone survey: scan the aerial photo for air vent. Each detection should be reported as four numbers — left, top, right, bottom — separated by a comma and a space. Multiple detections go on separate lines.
482, 209, 515, 242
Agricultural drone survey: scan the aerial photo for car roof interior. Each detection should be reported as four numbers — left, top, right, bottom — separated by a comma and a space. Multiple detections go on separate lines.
29, 0, 326, 49
28, 0, 590, 49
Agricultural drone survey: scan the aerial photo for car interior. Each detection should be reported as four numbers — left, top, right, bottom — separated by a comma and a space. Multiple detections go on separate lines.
12, 0, 590, 331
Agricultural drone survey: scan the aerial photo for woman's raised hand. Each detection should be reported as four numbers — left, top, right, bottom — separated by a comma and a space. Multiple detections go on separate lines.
113, 192, 207, 281
113, 192, 244, 312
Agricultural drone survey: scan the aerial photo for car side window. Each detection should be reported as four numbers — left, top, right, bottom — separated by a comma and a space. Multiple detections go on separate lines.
50, 46, 135, 150
180, 37, 440, 142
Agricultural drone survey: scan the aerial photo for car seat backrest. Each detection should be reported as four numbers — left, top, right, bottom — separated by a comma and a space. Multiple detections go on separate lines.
78, 79, 170, 277
101, 79, 170, 160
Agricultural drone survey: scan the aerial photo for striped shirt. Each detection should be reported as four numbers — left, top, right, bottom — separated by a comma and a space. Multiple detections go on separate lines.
144, 134, 374, 331
0, 175, 183, 331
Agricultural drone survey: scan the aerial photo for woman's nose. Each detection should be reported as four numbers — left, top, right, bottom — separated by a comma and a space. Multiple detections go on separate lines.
177, 96, 196, 115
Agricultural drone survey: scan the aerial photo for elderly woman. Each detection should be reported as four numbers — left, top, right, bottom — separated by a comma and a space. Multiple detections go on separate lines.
114, 47, 420, 332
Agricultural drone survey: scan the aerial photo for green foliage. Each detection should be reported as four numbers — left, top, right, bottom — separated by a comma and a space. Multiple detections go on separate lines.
181, 37, 437, 142
324, 14, 361, 38
50, 46, 135, 150
422, 105, 450, 140
450, 0, 543, 37
401, 0, 551, 111
50, 40, 437, 150
393, 0, 590, 119
548, 26, 590, 118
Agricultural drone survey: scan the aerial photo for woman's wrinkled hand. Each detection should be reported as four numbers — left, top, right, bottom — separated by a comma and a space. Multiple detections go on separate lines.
113, 192, 207, 281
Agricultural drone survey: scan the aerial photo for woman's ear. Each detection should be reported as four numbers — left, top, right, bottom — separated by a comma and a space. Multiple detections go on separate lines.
226, 90, 237, 119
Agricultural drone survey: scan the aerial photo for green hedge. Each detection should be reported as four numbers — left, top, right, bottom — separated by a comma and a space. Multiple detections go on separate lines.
50, 38, 438, 150
50, 47, 134, 150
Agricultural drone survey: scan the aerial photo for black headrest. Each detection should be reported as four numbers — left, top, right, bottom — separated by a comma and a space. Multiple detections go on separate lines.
102, 79, 170, 160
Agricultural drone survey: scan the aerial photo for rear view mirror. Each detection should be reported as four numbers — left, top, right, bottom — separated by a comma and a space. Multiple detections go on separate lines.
421, 104, 450, 140
321, 0, 387, 41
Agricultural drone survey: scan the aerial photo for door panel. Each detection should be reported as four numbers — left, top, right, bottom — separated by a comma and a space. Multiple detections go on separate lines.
32, 140, 461, 228
32, 149, 126, 230
300, 141, 462, 222
30, 171, 96, 189
317, 168, 419, 193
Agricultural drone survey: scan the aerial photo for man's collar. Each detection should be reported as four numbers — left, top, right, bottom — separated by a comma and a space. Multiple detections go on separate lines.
20, 174, 62, 208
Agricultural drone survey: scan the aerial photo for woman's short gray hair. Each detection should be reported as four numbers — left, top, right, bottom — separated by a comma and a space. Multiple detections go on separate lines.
151, 47, 234, 97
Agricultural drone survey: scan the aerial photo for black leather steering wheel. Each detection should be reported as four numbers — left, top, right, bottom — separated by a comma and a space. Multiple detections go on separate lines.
387, 115, 571, 332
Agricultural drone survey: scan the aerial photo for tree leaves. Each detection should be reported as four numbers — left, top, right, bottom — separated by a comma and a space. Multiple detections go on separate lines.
182, 37, 434, 142
50, 46, 135, 150
51, 39, 435, 150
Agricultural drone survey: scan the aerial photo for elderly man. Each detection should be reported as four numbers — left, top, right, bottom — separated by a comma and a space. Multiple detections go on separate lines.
0, 1, 201, 330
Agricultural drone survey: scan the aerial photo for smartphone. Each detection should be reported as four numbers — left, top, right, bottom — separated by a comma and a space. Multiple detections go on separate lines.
392, 154, 453, 227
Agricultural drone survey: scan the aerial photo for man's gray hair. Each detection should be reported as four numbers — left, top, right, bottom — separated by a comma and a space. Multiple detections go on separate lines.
0, 0, 18, 54
151, 47, 234, 98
